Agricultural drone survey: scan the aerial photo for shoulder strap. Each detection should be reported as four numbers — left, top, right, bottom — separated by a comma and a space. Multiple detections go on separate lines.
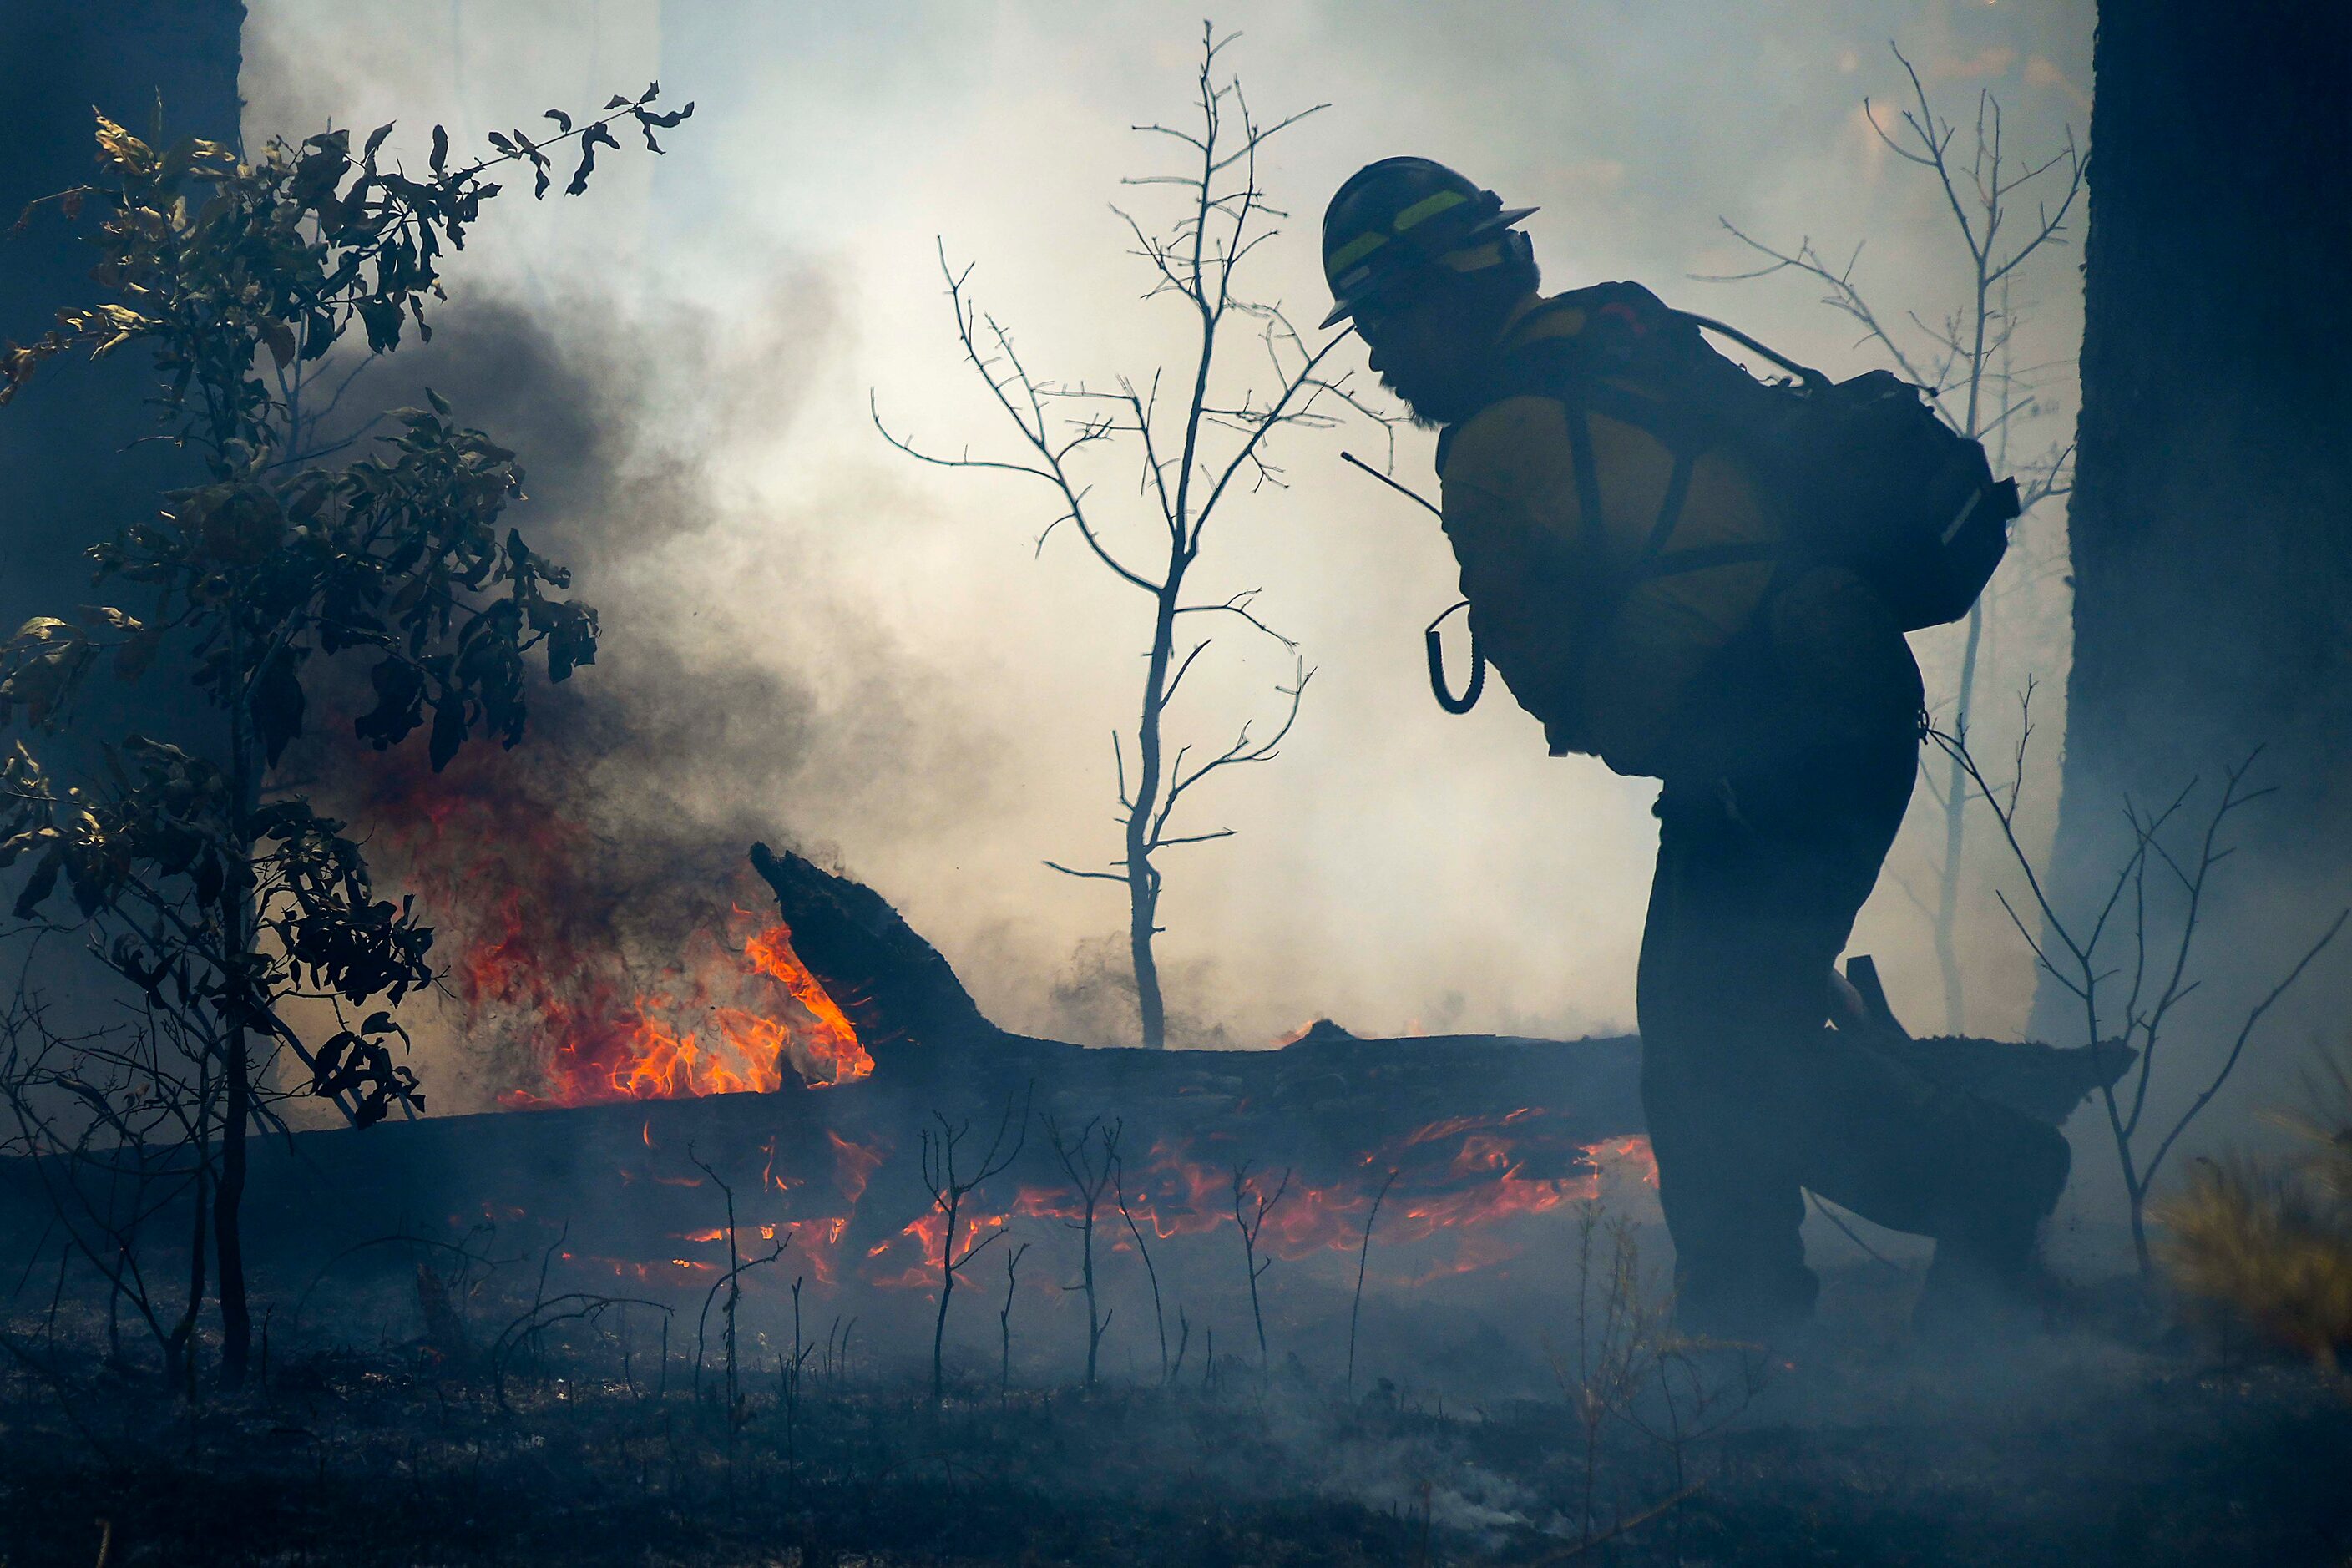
1511, 340, 1713, 579
1437, 311, 1785, 584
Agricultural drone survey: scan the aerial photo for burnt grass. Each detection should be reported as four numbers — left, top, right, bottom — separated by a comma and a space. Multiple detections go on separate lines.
3, 1264, 2349, 1567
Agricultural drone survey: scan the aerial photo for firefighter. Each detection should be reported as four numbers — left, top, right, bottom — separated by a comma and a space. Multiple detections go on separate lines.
1322, 157, 2070, 1336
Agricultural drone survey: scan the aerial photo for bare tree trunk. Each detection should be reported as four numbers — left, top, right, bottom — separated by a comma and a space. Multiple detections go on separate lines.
930, 1201, 956, 1405
2045, 0, 2352, 1044
215, 1017, 250, 1386
1125, 570, 1181, 1050
1127, 875, 1166, 1051
166, 1130, 207, 1399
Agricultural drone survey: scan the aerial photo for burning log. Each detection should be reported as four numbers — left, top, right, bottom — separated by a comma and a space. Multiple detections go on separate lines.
0, 842, 2131, 1310
745, 840, 2127, 1128
748, 842, 992, 1053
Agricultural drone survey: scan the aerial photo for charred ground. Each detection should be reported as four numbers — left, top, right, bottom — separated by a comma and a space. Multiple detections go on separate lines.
4, 1262, 2347, 1567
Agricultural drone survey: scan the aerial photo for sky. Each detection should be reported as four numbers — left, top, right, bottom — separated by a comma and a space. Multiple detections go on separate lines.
240, 0, 2097, 1065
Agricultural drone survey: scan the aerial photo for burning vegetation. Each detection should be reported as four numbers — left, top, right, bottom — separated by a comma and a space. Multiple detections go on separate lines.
366, 756, 873, 1106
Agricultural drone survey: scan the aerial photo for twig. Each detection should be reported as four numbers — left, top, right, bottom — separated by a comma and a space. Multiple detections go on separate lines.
1112, 1154, 1171, 1383
1348, 1168, 1399, 1393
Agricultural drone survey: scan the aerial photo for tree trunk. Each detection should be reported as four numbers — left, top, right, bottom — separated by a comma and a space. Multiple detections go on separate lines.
2045, 3, 2352, 1046
215, 1021, 251, 1385
165, 1143, 207, 1400
1127, 586, 1181, 1050
931, 1224, 954, 1404
1129, 873, 1166, 1051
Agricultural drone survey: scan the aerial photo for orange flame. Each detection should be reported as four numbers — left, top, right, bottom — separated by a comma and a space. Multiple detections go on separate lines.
493, 906, 871, 1105
362, 755, 870, 1106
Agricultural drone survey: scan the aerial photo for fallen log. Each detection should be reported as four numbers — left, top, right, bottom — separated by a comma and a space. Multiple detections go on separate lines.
746, 840, 2130, 1128
0, 844, 2130, 1299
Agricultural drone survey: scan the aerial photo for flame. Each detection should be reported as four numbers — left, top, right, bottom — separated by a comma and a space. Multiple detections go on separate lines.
821, 1120, 1660, 1291
362, 736, 1672, 1293
827, 1130, 887, 1202
544, 1114, 1654, 1296
362, 754, 870, 1106
490, 907, 870, 1105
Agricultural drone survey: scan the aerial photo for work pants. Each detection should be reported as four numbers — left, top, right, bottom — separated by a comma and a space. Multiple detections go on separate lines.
1635, 701, 2071, 1333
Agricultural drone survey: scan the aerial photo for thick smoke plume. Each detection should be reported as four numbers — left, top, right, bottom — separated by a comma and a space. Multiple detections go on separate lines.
286, 287, 985, 1110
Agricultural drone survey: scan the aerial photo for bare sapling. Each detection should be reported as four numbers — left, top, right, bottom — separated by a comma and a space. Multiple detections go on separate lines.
1934, 694, 2349, 1272
875, 23, 1384, 1047
687, 1146, 788, 1419
998, 1242, 1031, 1401
1550, 1202, 1712, 1553
918, 1085, 1032, 1402
1229, 1161, 1292, 1379
822, 1313, 859, 1390
781, 1276, 817, 1480
1110, 1151, 1171, 1383
1045, 1115, 1121, 1388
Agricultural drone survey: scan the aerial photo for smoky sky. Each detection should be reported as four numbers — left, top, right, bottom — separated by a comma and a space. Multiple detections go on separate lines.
240, 6, 2105, 1098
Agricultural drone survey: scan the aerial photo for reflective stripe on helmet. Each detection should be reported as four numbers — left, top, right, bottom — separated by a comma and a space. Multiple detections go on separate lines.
1325, 188, 1478, 277
1390, 187, 1470, 234
1325, 229, 1390, 273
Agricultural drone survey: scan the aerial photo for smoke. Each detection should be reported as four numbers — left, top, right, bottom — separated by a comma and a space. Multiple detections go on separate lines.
272, 277, 1009, 1110
235, 2, 2147, 1113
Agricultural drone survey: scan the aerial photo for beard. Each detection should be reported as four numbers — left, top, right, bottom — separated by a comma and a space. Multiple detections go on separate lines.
1380, 367, 1473, 429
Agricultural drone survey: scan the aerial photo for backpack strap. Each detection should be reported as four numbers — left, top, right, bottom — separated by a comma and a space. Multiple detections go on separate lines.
1505, 338, 1732, 584
1556, 376, 1611, 561
1433, 303, 1786, 643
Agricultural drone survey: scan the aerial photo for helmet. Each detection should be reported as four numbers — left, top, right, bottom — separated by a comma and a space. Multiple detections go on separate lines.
1320, 157, 1536, 329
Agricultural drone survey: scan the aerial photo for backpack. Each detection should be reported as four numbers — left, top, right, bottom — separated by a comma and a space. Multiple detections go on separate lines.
1690, 320, 2020, 633
1425, 291, 2019, 714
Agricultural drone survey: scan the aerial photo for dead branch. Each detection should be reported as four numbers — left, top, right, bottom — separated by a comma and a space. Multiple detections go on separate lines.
490, 1293, 671, 1412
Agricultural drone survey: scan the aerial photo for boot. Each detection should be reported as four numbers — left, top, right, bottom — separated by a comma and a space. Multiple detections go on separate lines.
1914, 1104, 2071, 1340
1914, 1215, 2057, 1340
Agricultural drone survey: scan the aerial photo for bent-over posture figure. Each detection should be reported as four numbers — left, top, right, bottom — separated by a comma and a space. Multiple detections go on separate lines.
1320, 158, 2068, 1334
